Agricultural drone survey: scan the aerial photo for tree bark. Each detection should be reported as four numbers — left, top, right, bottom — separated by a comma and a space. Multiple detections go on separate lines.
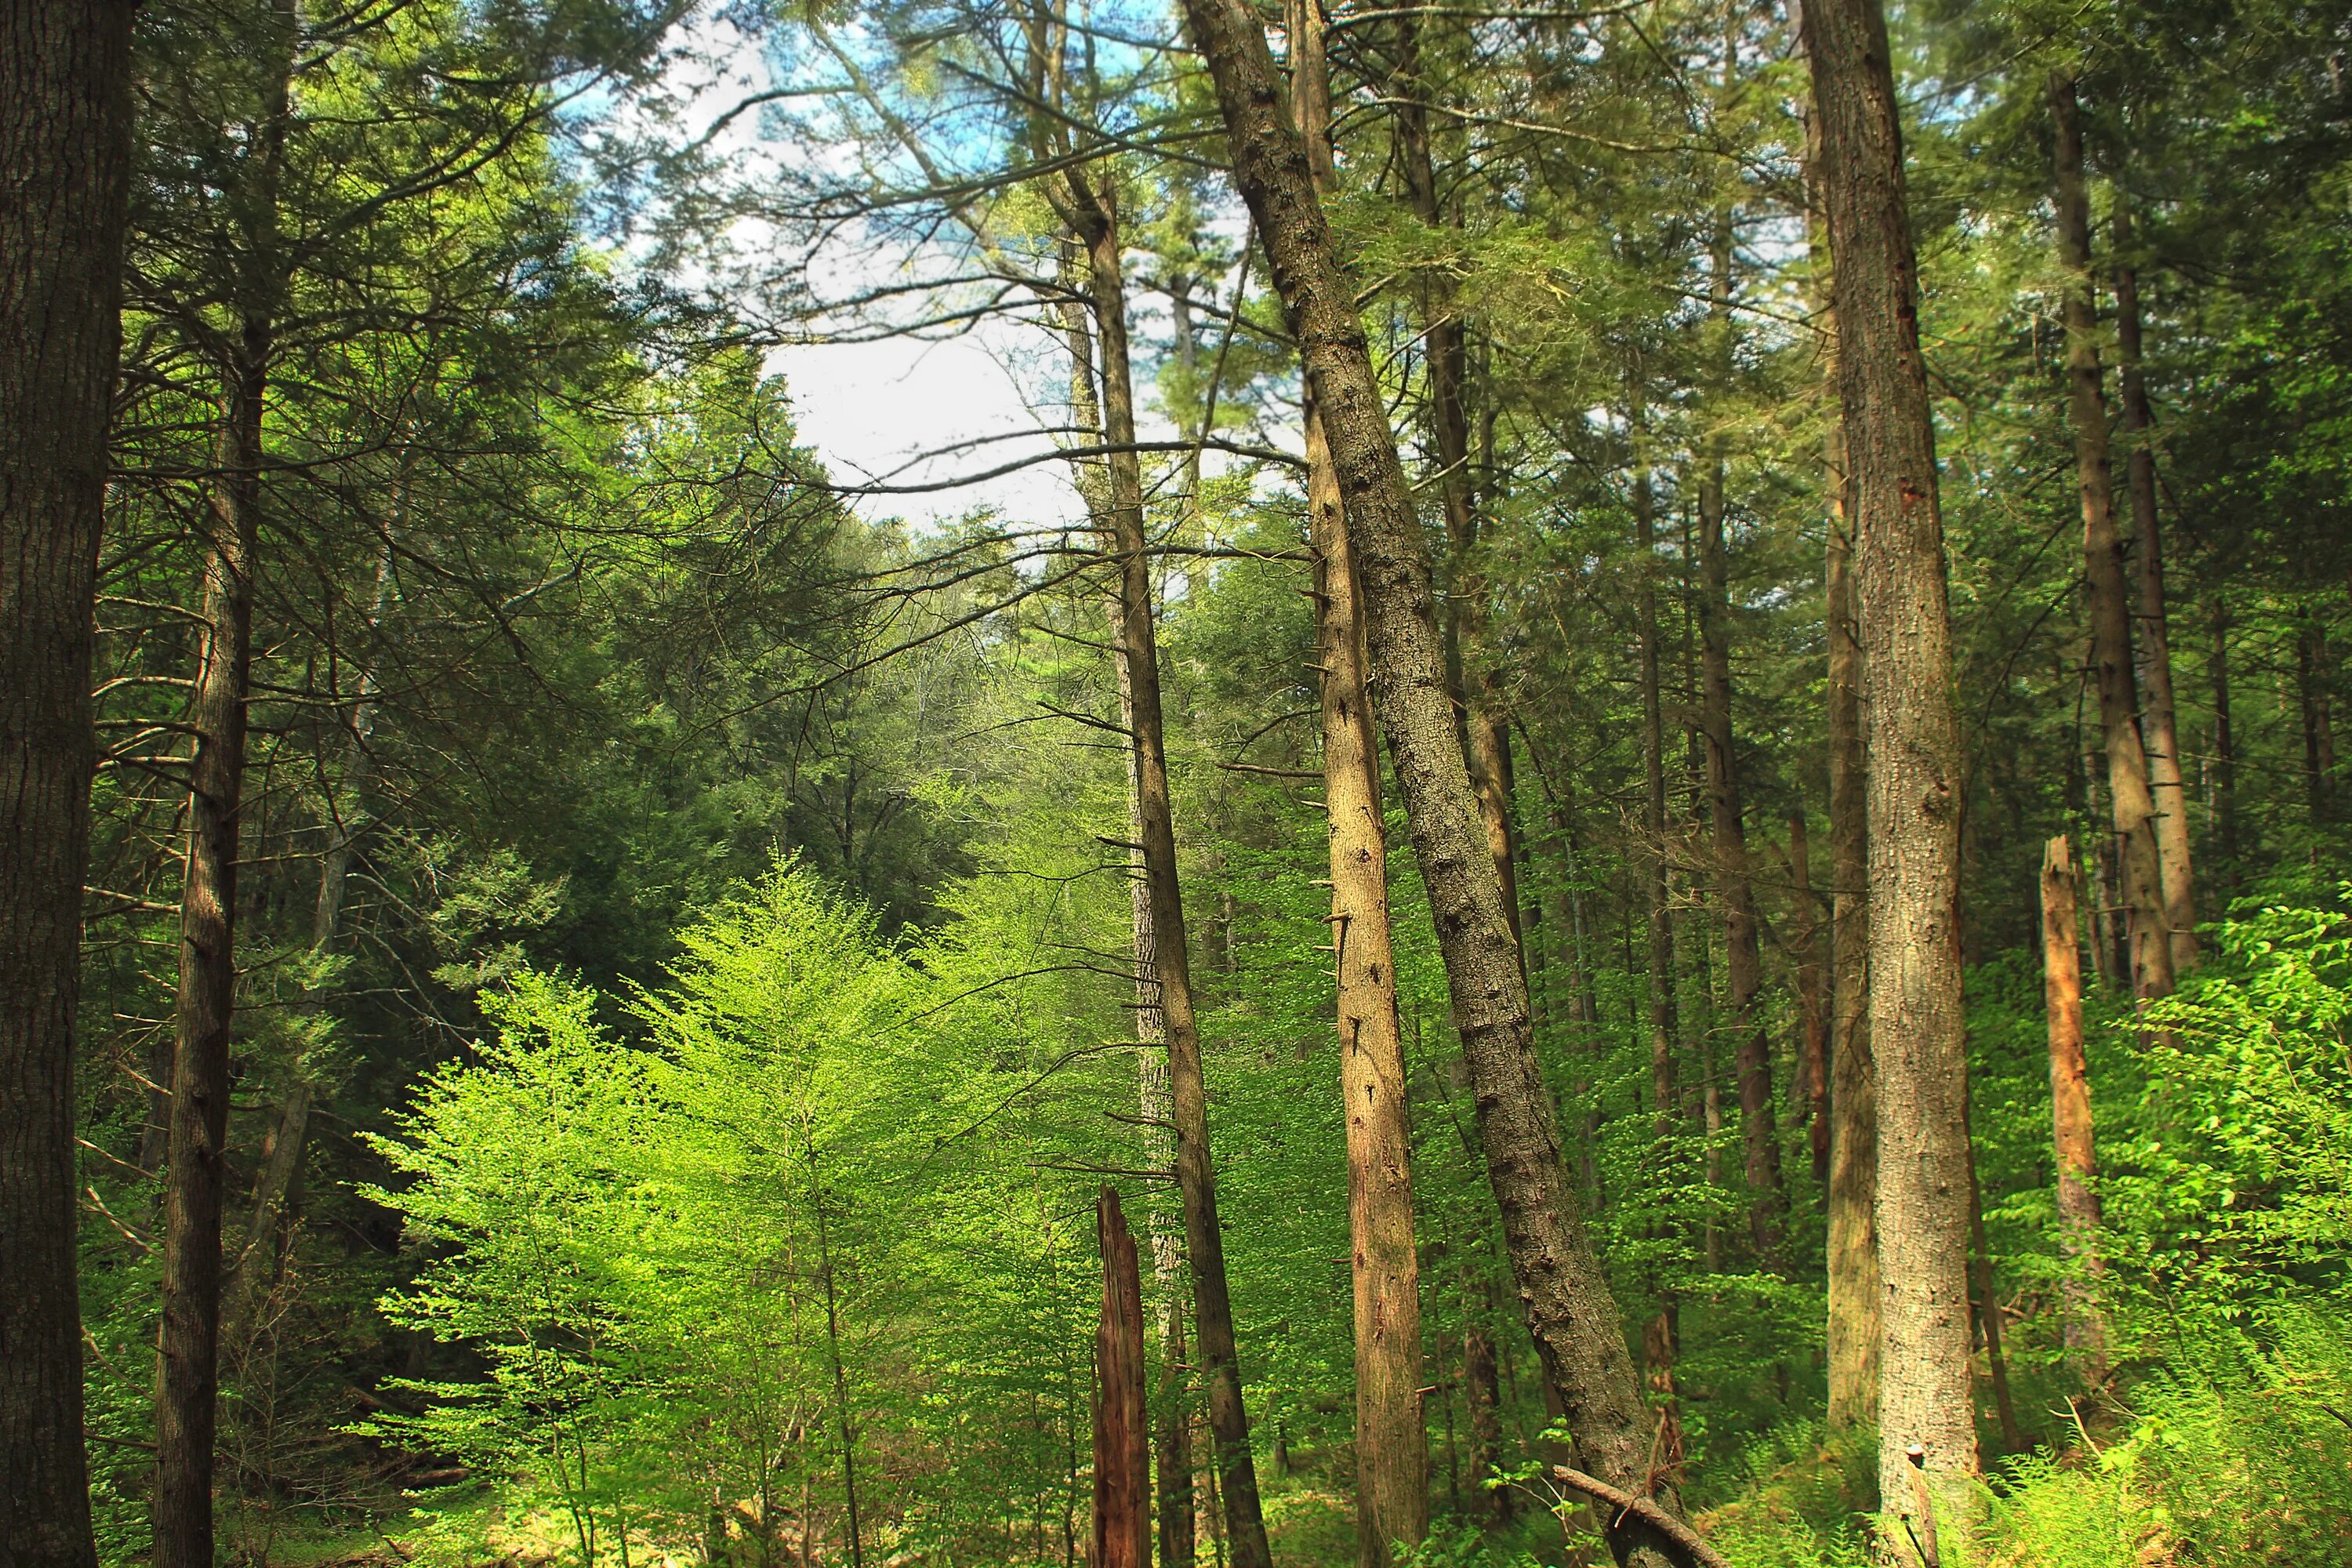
2039, 836, 2107, 1375
2050, 70, 2172, 1006
1694, 285, 1783, 1257
1174, 5, 1671, 1559
2298, 619, 2338, 822
1097, 1188, 1152, 1568
1290, 9, 1431, 1559
2111, 194, 2197, 971
2208, 599, 2238, 875
1799, 71, 1881, 1432
1965, 1140, 2026, 1457
0, 2, 137, 1563
1635, 437, 1679, 1148
1070, 172, 1275, 1568
1797, 0, 1979, 1526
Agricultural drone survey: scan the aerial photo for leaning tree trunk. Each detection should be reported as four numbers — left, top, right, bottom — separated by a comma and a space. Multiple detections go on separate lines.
1693, 214, 1783, 1256
2050, 70, 2173, 1007
1289, 8, 1432, 1559
2039, 836, 2107, 1376
1070, 171, 1276, 1568
2111, 192, 2197, 971
1798, 0, 1979, 1535
1174, 2, 1675, 1559
0, 3, 137, 1563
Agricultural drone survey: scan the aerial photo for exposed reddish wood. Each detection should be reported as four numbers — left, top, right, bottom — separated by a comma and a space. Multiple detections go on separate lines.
1094, 1188, 1150, 1568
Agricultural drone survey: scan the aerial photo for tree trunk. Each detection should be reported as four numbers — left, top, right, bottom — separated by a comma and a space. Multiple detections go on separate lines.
2050, 70, 2172, 1006
1635, 440, 1679, 1148
2299, 619, 2338, 822
1175, 2, 1672, 1556
1789, 815, 1831, 1186
1965, 1145, 2026, 1457
2039, 836, 2107, 1375
1097, 1189, 1152, 1568
1071, 172, 1275, 1568
1802, 75, 1880, 1434
1291, 9, 1431, 1556
0, 2, 136, 1562
1694, 267, 1783, 1255
2209, 599, 2238, 875
2111, 194, 2197, 971
1798, 0, 1979, 1528
1461, 1269, 1506, 1522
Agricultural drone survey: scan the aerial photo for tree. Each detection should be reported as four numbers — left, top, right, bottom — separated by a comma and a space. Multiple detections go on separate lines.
0, 4, 138, 1564
1798, 0, 1979, 1537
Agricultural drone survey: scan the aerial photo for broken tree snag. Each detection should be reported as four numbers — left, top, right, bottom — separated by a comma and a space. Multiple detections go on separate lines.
1095, 1187, 1150, 1568
2039, 836, 2107, 1374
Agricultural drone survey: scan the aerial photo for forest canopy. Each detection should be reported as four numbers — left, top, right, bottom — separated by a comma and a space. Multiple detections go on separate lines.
2, 0, 2350, 1564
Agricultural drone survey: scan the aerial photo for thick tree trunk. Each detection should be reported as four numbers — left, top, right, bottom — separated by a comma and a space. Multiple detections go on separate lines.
1175, 2, 1671, 1557
2050, 71, 2173, 1005
1694, 301, 1783, 1257
1073, 175, 1275, 1568
1289, 21, 1430, 1558
2111, 196, 2197, 971
1804, 94, 1880, 1435
2039, 836, 2107, 1374
0, 3, 136, 1562
1798, 0, 1979, 1529
1097, 1189, 1152, 1568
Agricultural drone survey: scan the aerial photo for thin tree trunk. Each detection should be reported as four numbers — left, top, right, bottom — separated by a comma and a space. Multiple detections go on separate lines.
1070, 172, 1275, 1568
2039, 836, 2107, 1376
2111, 194, 2197, 971
0, 2, 136, 1561
1798, 0, 1979, 1529
1965, 1146, 2026, 1457
2050, 70, 2173, 1005
1461, 1269, 1506, 1522
2298, 619, 2338, 822
1789, 815, 1830, 1186
2209, 600, 2238, 873
1290, 8, 1431, 1555
1635, 437, 1679, 1148
1175, 2, 1673, 1556
1694, 249, 1783, 1255
1096, 1189, 1152, 1568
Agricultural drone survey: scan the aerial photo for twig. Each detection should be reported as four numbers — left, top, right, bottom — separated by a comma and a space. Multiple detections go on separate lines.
1548, 1468, 1730, 1568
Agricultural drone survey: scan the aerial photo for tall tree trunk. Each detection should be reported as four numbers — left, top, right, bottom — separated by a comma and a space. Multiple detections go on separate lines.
1635, 437, 1679, 1148
1694, 272, 1783, 1257
1965, 1145, 2026, 1457
1461, 1269, 1506, 1522
2050, 70, 2173, 1005
1096, 1189, 1152, 1568
1175, 2, 1675, 1557
1789, 815, 1831, 1186
0, 2, 136, 1562
1290, 10, 1431, 1559
1802, 78, 1880, 1435
2298, 619, 2338, 822
2111, 194, 2197, 971
1071, 173, 1275, 1568
158, 15, 296, 1562
2039, 836, 2107, 1376
1798, 0, 1980, 1530
2208, 600, 2238, 874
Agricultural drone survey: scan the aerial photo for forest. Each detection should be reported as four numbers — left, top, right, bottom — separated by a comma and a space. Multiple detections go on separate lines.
3, 0, 2350, 1563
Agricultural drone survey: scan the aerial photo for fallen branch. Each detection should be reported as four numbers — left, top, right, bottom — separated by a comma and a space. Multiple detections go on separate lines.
1550, 1467, 1730, 1568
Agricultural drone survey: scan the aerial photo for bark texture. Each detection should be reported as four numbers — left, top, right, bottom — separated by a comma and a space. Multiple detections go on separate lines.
1293, 6, 1431, 1553
1175, 3, 1670, 1558
1798, 0, 1978, 1523
1096, 1188, 1152, 1568
0, 4, 137, 1563
2040, 835, 2107, 1374
2111, 195, 2197, 971
2050, 71, 2173, 1006
1789, 815, 1831, 1186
